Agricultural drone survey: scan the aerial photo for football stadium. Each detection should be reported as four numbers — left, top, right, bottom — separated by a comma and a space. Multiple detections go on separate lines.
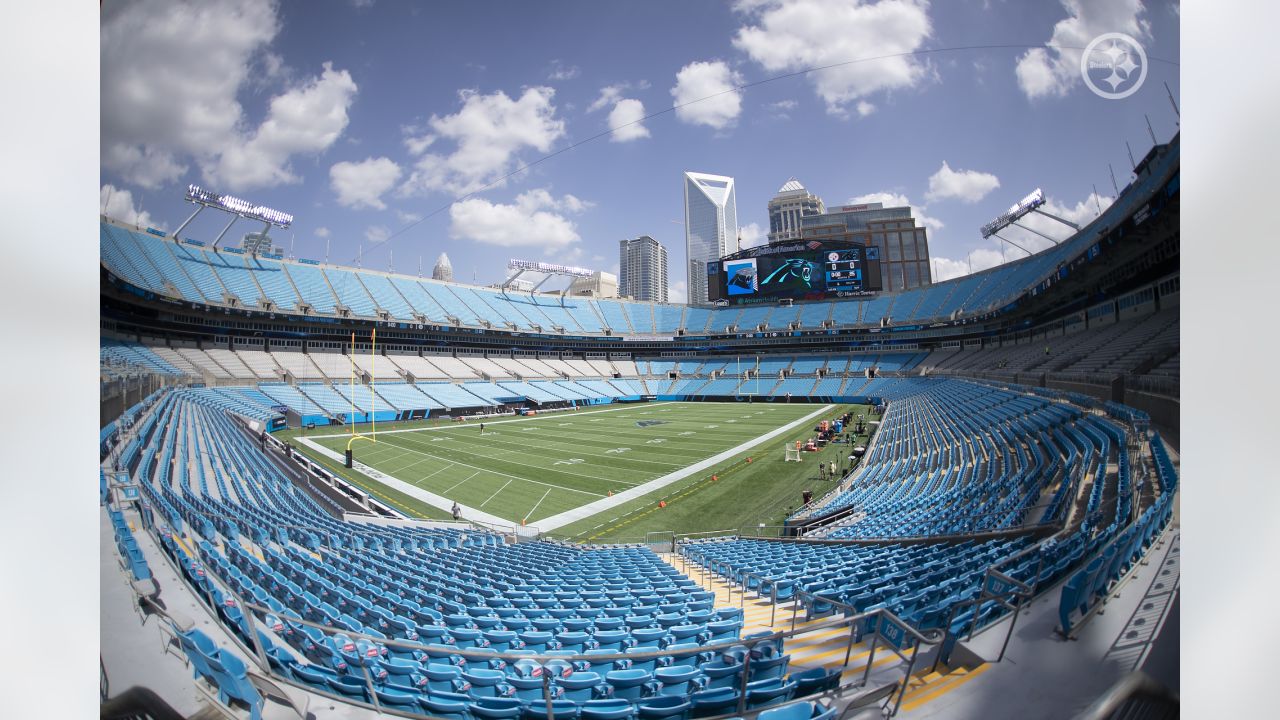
99, 131, 1180, 720
89, 3, 1195, 720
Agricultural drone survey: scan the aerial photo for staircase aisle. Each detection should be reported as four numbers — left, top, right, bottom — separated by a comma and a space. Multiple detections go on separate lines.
659, 551, 989, 714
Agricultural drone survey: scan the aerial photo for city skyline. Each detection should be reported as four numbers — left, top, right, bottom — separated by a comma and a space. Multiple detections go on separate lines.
100, 1, 1181, 302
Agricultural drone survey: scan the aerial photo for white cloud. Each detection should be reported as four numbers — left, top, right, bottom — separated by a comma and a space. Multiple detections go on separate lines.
733, 0, 933, 116
1015, 0, 1149, 99
330, 156, 402, 209
396, 210, 423, 225
738, 222, 766, 248
101, 1, 357, 191
847, 191, 944, 232
929, 191, 1114, 283
855, 101, 876, 117
929, 249, 1008, 281
669, 280, 688, 304
365, 225, 391, 245
210, 62, 358, 190
768, 99, 798, 119
100, 184, 157, 229
547, 60, 580, 81
587, 85, 625, 113
314, 227, 331, 238
401, 87, 566, 196
448, 189, 587, 249
608, 99, 651, 142
671, 61, 744, 130
925, 161, 1001, 203
101, 0, 278, 188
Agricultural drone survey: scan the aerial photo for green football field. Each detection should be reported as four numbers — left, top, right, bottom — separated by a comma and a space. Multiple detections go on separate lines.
288, 401, 870, 535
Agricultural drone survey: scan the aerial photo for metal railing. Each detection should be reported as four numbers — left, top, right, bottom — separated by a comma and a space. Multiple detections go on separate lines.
1073, 671, 1178, 719
139, 508, 896, 720
681, 551, 945, 717
232, 592, 895, 720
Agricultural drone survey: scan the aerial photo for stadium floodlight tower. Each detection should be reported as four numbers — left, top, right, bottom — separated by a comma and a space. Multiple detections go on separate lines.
174, 184, 294, 248
980, 188, 1080, 256
503, 258, 593, 292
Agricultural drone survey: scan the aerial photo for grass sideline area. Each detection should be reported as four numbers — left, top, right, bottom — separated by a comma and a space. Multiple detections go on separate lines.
278, 400, 875, 534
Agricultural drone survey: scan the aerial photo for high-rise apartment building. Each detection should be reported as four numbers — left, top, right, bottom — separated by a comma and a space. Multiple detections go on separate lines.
618, 235, 668, 303
683, 171, 738, 306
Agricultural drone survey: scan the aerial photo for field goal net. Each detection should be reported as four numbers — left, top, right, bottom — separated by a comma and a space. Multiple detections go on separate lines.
784, 442, 803, 462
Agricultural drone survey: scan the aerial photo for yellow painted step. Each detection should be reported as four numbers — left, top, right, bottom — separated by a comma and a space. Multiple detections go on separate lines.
899, 663, 990, 712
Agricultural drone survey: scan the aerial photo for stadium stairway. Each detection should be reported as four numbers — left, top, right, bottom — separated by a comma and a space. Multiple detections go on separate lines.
659, 553, 990, 715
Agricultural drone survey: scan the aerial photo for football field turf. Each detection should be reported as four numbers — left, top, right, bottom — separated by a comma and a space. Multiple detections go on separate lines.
299, 401, 838, 528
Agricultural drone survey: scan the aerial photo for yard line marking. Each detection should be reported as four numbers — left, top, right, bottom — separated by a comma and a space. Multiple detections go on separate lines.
443, 470, 481, 495
480, 478, 514, 507
524, 488, 553, 521
328, 434, 609, 496
535, 404, 836, 531
395, 453, 446, 477
379, 430, 675, 480
294, 437, 515, 529
415, 461, 455, 483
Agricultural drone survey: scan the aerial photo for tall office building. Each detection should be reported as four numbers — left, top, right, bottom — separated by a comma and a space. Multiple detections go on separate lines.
618, 235, 669, 303
431, 253, 454, 282
800, 202, 933, 291
683, 171, 738, 306
767, 179, 825, 243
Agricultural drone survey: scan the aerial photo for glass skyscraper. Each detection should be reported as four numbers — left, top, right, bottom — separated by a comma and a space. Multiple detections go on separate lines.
683, 171, 738, 306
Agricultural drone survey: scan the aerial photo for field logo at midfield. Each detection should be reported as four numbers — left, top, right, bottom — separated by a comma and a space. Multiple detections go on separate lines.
1080, 32, 1147, 100
636, 419, 668, 428
555, 458, 585, 465
606, 448, 630, 454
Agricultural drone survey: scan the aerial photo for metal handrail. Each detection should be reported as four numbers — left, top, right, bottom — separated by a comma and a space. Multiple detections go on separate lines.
789, 591, 943, 716
236, 596, 886, 720
689, 553, 941, 718
1072, 670, 1178, 719
143, 507, 891, 720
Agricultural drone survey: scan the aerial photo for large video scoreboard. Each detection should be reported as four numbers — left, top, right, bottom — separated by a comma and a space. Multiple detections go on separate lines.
709, 241, 882, 305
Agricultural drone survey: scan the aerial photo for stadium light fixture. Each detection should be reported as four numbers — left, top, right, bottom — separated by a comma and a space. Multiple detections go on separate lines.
981, 189, 1045, 239
503, 258, 595, 291
507, 259, 594, 277
174, 184, 294, 248
981, 187, 1080, 244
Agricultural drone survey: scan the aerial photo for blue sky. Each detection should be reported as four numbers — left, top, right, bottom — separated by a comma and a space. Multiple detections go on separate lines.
100, 0, 1181, 301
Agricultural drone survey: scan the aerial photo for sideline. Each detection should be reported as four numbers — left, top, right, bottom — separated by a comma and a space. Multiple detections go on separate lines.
295, 436, 515, 529
534, 404, 835, 532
